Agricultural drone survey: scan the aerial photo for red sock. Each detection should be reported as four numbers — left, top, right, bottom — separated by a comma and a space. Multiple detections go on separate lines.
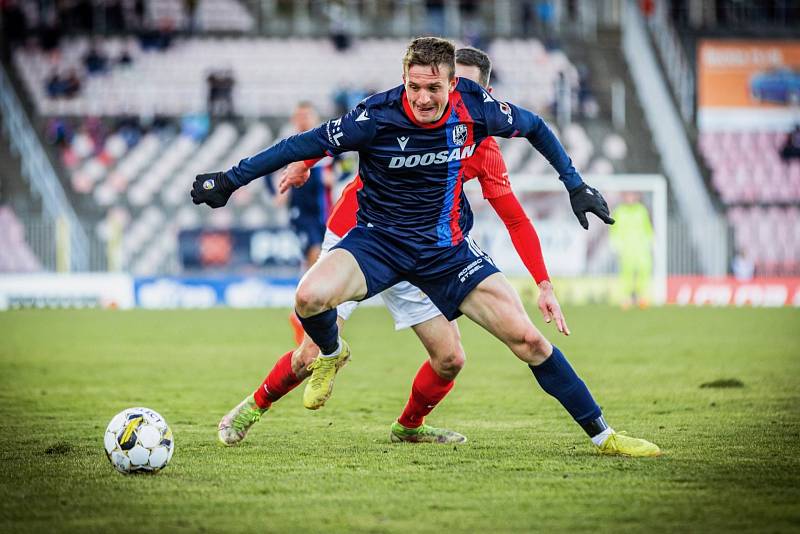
397, 360, 454, 429
253, 351, 301, 409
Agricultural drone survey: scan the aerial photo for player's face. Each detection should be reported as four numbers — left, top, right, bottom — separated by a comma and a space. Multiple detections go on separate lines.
403, 64, 456, 123
455, 64, 487, 89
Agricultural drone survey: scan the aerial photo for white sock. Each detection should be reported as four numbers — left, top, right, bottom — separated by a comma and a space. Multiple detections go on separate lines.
320, 338, 342, 358
591, 427, 615, 447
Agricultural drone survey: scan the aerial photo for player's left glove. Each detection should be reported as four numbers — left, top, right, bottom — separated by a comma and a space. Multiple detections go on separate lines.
191, 171, 236, 208
569, 183, 615, 230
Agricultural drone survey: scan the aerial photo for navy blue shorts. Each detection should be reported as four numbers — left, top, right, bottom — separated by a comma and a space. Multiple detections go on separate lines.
332, 225, 500, 321
291, 217, 325, 257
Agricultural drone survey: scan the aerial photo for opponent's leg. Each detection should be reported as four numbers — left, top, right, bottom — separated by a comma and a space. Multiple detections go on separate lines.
391, 315, 467, 444
460, 273, 660, 457
218, 317, 347, 445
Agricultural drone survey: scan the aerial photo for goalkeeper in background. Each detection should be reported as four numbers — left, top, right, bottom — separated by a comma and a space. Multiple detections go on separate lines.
610, 191, 653, 309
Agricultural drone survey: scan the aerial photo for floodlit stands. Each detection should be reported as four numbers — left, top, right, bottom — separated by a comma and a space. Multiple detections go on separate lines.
12, 35, 629, 275
14, 37, 579, 118
700, 130, 800, 274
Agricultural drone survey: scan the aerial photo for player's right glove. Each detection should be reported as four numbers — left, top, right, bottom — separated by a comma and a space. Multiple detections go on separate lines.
191, 171, 236, 208
569, 183, 615, 230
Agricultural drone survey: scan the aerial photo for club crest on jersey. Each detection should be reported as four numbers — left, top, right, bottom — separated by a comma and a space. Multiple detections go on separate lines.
388, 144, 476, 169
452, 124, 468, 146
499, 101, 513, 125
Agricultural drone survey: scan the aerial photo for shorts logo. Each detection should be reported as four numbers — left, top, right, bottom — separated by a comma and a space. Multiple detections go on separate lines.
458, 258, 484, 282
452, 124, 468, 146
203, 179, 215, 190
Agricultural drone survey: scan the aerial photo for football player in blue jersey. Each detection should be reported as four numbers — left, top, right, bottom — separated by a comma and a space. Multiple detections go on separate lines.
193, 37, 660, 456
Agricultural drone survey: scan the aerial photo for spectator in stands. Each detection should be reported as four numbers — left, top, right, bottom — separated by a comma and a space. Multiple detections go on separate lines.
1, 0, 29, 57
185, 0, 199, 34
104, 0, 126, 32
117, 45, 134, 67
59, 0, 93, 31
38, 14, 62, 55
84, 41, 109, 75
425, 0, 446, 35
577, 63, 599, 119
332, 84, 374, 117
206, 69, 236, 118
139, 20, 175, 51
45, 68, 81, 99
779, 124, 800, 162
115, 115, 143, 147
45, 117, 73, 148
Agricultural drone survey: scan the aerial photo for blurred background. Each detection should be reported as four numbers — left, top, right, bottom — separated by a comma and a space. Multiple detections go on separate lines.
0, 0, 798, 310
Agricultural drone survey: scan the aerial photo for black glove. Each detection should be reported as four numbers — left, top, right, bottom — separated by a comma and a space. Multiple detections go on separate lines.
569, 183, 615, 230
190, 172, 236, 208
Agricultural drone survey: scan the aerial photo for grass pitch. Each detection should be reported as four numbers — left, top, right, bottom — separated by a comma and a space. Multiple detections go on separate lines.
0, 305, 798, 533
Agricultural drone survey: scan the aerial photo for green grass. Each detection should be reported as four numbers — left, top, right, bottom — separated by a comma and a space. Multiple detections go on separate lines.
1, 306, 799, 533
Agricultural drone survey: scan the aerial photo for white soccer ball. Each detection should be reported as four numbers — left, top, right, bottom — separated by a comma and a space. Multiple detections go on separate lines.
104, 407, 174, 474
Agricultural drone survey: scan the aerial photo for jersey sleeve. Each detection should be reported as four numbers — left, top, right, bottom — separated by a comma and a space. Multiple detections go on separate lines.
482, 96, 583, 191
487, 193, 550, 284
225, 103, 376, 187
472, 138, 513, 200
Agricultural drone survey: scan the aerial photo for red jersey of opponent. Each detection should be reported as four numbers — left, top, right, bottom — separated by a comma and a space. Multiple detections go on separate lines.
316, 138, 550, 283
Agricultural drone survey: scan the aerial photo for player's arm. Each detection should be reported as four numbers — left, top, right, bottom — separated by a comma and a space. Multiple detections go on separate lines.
191, 105, 375, 208
483, 97, 614, 230
488, 194, 568, 335
475, 140, 569, 335
277, 157, 324, 193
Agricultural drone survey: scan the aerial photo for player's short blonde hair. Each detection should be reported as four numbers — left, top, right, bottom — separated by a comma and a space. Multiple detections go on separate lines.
402, 37, 456, 80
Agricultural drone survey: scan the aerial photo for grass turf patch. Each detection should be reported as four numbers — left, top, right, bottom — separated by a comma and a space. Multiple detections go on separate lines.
0, 306, 798, 533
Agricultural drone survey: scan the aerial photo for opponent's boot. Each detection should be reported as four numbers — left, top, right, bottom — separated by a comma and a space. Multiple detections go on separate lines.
597, 431, 661, 457
303, 340, 350, 410
217, 395, 268, 446
390, 421, 467, 444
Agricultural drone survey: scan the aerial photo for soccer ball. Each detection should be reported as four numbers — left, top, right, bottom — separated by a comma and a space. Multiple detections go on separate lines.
104, 407, 174, 474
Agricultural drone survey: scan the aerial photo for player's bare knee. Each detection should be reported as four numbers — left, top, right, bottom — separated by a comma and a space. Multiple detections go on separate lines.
431, 346, 465, 380
523, 330, 551, 364
294, 283, 327, 317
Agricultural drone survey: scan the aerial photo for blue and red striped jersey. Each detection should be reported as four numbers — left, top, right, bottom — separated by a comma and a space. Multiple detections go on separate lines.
226, 77, 582, 248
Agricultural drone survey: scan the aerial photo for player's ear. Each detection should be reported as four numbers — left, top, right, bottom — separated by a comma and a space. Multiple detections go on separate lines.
448, 76, 457, 93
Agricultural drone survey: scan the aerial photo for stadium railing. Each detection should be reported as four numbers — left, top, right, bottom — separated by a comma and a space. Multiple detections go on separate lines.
0, 63, 89, 271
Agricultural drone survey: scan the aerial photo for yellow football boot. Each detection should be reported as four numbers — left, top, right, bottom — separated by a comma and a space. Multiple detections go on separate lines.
598, 432, 661, 457
303, 339, 350, 410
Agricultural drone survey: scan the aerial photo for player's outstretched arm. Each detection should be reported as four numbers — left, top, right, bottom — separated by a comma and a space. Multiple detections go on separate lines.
191, 105, 375, 209
486, 192, 569, 335
482, 96, 614, 229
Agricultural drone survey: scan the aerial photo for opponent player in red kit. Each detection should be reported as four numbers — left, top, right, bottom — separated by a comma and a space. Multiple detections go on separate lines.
218, 47, 567, 445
